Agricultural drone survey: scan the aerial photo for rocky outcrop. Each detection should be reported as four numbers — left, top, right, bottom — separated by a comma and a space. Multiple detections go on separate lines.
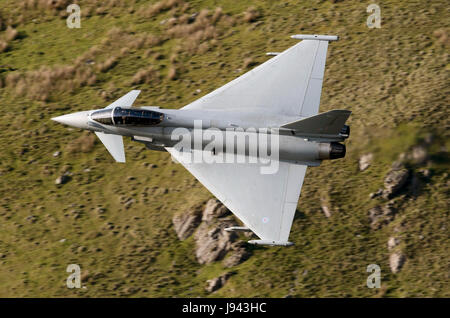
368, 203, 397, 230
172, 198, 252, 266
194, 220, 237, 264
382, 165, 409, 199
202, 199, 230, 223
205, 272, 232, 293
222, 241, 252, 268
172, 207, 202, 240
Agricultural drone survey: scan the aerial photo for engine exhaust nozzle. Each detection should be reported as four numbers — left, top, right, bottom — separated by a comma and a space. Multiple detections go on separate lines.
318, 142, 346, 160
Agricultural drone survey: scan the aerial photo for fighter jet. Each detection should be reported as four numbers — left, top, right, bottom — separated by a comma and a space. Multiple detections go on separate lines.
52, 34, 350, 246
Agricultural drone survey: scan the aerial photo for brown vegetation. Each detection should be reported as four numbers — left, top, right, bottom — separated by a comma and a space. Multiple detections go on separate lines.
20, 0, 72, 10
131, 66, 160, 85
103, 27, 162, 51
138, 0, 185, 18
2, 25, 165, 101
167, 67, 178, 80
165, 8, 232, 55
243, 6, 261, 23
242, 57, 257, 69
5, 64, 97, 101
0, 40, 8, 53
97, 56, 118, 73
66, 133, 96, 153
4, 26, 18, 41
433, 29, 449, 47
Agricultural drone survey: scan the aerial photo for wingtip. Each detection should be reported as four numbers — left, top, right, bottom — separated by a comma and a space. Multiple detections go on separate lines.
291, 34, 339, 41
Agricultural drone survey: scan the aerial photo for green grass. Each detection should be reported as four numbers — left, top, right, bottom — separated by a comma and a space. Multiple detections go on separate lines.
0, 0, 448, 297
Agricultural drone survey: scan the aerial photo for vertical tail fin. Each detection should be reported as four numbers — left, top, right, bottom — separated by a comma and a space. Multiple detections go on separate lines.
105, 90, 141, 109
281, 110, 351, 135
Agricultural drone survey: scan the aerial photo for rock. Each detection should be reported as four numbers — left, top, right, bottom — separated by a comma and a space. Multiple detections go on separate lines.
418, 168, 431, 178
222, 241, 251, 268
359, 153, 373, 171
172, 207, 202, 240
411, 145, 428, 164
95, 206, 106, 215
188, 12, 198, 24
389, 251, 406, 273
55, 174, 71, 185
123, 198, 136, 209
194, 221, 237, 264
368, 204, 397, 230
26, 215, 37, 223
382, 168, 409, 199
391, 160, 405, 170
387, 237, 400, 250
370, 188, 384, 199
321, 204, 332, 218
205, 273, 232, 293
202, 199, 230, 223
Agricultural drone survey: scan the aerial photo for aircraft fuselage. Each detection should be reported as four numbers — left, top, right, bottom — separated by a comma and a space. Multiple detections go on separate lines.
53, 106, 347, 166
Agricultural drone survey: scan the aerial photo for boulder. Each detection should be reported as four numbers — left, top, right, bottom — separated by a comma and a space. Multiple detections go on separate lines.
382, 168, 409, 199
369, 188, 384, 199
387, 237, 400, 250
202, 199, 230, 223
222, 241, 251, 268
172, 207, 202, 240
321, 204, 332, 218
205, 272, 232, 293
368, 203, 397, 230
411, 145, 428, 164
359, 153, 373, 171
194, 221, 237, 264
55, 174, 71, 185
389, 251, 406, 273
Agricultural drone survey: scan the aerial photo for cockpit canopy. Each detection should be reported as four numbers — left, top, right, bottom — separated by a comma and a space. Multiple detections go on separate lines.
91, 107, 164, 126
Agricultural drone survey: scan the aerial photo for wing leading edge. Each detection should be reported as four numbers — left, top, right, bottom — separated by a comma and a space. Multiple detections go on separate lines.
182, 34, 338, 118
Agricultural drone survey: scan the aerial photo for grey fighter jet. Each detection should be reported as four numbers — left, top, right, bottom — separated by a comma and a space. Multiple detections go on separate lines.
52, 34, 350, 246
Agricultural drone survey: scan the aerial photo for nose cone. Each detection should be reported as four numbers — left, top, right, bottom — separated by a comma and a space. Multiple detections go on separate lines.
52, 111, 90, 129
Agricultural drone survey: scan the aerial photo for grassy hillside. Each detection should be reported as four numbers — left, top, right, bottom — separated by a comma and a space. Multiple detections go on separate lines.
0, 0, 448, 297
